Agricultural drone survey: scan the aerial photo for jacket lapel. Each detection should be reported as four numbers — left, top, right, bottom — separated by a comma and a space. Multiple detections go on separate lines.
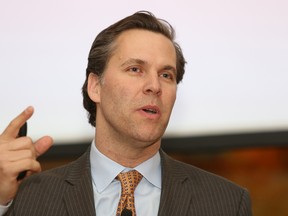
62, 148, 96, 216
158, 150, 192, 216
60, 147, 192, 215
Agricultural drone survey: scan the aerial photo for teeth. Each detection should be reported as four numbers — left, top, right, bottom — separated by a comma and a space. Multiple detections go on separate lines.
144, 109, 157, 114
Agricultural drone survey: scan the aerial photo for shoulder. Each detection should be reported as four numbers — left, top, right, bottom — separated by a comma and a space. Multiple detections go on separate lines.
15, 151, 88, 198
6, 149, 92, 215
22, 149, 89, 186
161, 150, 251, 203
161, 149, 244, 190
159, 150, 252, 215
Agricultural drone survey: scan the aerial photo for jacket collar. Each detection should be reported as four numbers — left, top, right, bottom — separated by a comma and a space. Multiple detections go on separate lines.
61, 147, 192, 216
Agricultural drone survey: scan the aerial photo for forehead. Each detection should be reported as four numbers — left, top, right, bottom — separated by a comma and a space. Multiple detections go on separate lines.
110, 29, 176, 65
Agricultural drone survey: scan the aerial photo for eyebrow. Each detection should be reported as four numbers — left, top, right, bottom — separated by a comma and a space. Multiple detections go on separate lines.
163, 65, 177, 75
121, 58, 177, 74
120, 58, 147, 67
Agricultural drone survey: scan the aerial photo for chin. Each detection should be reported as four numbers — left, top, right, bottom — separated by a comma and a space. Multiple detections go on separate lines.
133, 130, 164, 144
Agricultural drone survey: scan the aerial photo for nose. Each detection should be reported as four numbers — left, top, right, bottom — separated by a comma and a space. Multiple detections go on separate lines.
143, 73, 162, 96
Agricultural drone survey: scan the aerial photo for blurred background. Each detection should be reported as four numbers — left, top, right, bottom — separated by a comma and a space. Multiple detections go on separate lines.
1, 0, 288, 215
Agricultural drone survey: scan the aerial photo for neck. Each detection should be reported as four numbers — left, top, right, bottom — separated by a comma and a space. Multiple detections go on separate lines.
95, 134, 161, 168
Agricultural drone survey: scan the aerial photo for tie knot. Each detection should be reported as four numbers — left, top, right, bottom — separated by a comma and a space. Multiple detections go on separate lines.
117, 170, 143, 195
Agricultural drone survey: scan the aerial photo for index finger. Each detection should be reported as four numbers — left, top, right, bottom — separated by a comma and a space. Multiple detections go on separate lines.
2, 106, 34, 138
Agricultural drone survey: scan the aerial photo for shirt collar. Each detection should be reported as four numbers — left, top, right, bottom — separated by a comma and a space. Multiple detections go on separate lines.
90, 140, 161, 193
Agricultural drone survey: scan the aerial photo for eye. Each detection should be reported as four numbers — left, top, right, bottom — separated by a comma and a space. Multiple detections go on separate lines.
128, 67, 141, 73
160, 72, 174, 80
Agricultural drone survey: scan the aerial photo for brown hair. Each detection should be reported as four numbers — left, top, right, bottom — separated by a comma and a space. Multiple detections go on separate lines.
82, 11, 186, 126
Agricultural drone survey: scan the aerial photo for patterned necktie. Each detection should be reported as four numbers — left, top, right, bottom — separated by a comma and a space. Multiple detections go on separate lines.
116, 170, 143, 216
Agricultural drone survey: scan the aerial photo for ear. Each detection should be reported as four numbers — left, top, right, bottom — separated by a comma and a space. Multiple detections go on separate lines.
87, 73, 101, 103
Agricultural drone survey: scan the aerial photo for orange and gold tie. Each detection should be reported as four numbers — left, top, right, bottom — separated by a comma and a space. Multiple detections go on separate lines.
116, 170, 143, 216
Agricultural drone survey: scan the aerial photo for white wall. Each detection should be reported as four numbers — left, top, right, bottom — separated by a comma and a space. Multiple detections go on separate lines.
1, 0, 287, 143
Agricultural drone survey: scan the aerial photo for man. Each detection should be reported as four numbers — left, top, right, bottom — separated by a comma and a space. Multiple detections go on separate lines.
0, 11, 252, 215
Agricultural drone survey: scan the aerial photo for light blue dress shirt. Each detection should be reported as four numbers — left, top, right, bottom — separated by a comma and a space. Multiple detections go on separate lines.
90, 141, 161, 216
0, 201, 11, 215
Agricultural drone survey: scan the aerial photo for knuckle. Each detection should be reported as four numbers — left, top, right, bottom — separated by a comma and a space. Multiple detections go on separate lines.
19, 137, 33, 147
0, 162, 10, 175
29, 160, 40, 171
27, 150, 35, 159
21, 149, 33, 159
23, 136, 33, 143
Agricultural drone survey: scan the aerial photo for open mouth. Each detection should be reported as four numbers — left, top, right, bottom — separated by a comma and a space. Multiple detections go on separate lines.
143, 108, 158, 114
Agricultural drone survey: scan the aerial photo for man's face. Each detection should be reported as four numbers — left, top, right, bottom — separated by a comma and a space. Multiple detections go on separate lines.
90, 29, 177, 147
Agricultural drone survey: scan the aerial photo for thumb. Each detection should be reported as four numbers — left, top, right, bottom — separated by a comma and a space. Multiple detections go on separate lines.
34, 136, 54, 157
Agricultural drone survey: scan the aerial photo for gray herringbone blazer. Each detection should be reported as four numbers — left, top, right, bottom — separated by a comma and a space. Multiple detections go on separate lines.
6, 147, 252, 216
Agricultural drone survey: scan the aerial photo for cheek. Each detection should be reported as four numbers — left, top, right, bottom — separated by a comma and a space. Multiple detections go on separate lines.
169, 95, 176, 111
164, 90, 177, 115
101, 80, 131, 109
167, 88, 177, 106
